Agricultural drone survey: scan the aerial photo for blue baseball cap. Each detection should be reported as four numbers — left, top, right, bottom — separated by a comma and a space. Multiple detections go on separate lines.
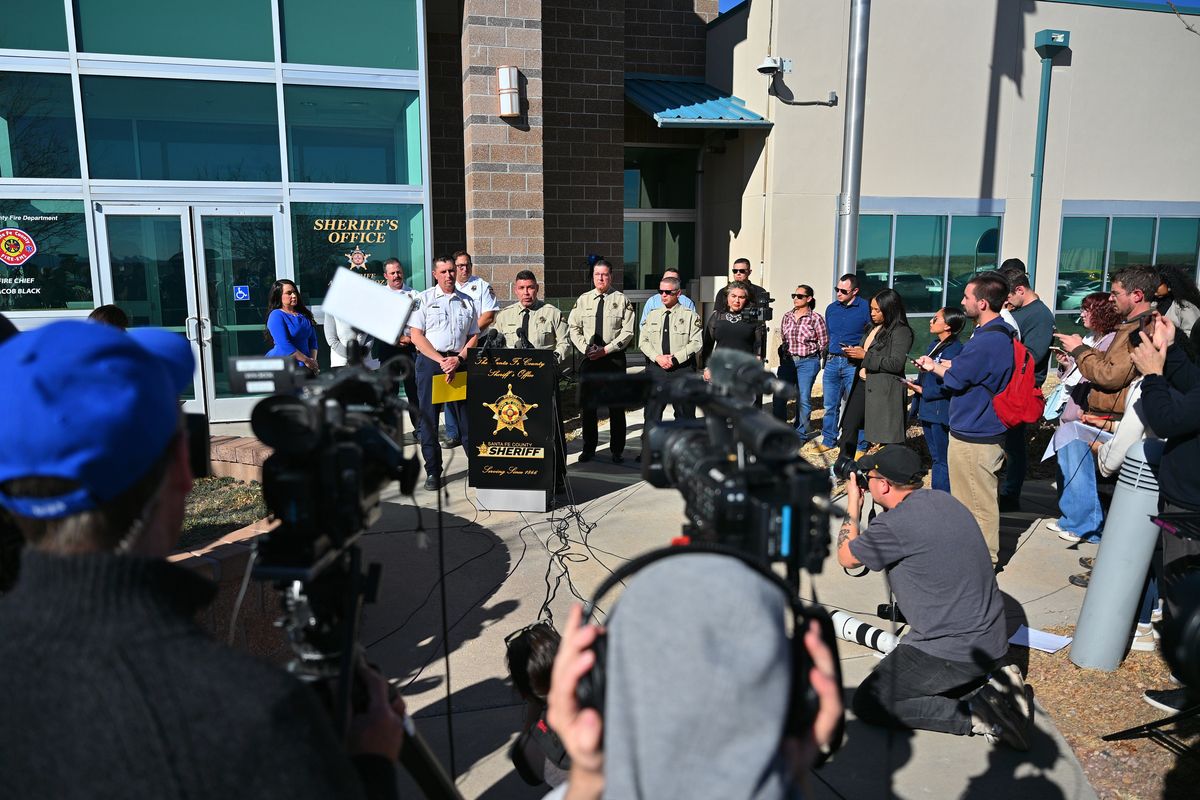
0, 320, 195, 519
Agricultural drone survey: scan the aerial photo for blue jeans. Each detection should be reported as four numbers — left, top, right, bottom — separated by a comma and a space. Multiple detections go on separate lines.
822, 355, 865, 450
1055, 439, 1103, 537
793, 355, 821, 434
922, 421, 951, 492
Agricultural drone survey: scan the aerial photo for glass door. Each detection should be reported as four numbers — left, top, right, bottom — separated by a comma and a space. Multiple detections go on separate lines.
192, 205, 287, 421
95, 203, 287, 421
94, 204, 206, 414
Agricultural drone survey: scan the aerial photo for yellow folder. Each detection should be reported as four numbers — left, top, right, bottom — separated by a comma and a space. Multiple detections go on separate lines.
431, 370, 468, 404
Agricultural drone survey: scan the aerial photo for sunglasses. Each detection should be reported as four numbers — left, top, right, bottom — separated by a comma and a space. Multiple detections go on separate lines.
732, 268, 749, 274
791, 293, 810, 299
659, 289, 679, 296
835, 288, 852, 295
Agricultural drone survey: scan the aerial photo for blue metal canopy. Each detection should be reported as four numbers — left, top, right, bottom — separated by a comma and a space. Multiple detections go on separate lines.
625, 73, 771, 130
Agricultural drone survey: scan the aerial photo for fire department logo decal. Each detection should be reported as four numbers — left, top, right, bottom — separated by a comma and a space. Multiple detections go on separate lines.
481, 383, 538, 436
0, 229, 36, 267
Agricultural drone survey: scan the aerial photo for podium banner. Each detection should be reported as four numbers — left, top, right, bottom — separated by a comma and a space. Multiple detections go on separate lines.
467, 348, 557, 502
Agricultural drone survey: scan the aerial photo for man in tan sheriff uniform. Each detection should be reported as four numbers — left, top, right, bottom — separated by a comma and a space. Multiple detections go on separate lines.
494, 269, 570, 488
639, 274, 703, 424
493, 270, 569, 363
567, 258, 635, 464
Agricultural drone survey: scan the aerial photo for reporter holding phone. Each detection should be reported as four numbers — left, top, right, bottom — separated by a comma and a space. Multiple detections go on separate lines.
907, 307, 964, 492
836, 289, 914, 466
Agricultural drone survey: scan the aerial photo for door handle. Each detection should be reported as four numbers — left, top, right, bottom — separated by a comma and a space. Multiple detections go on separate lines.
185, 316, 200, 342
199, 317, 213, 344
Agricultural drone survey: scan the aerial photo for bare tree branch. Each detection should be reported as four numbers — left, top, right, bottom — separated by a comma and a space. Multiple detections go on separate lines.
1168, 1, 1200, 37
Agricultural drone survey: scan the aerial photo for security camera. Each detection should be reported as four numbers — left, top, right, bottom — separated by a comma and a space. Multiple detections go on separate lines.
756, 56, 782, 76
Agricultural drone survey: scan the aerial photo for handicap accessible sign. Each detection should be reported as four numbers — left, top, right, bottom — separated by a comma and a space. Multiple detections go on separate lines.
233, 285, 250, 301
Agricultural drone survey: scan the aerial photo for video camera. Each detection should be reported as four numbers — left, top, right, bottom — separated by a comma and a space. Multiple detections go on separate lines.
581, 349, 831, 578
741, 291, 775, 324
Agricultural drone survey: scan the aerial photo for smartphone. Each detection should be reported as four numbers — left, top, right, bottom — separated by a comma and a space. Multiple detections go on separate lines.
909, 357, 922, 366
1049, 345, 1067, 355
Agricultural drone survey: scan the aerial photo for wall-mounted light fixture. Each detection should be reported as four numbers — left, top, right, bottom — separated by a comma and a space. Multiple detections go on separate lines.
497, 66, 520, 118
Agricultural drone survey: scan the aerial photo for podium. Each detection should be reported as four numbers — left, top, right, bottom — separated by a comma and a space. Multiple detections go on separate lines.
467, 348, 558, 512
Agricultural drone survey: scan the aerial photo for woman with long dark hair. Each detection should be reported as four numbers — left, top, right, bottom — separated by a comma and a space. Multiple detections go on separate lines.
836, 288, 914, 465
904, 306, 965, 491
1155, 263, 1200, 338
264, 279, 319, 374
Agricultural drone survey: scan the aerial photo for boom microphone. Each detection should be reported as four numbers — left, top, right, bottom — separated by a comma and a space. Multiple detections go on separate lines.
707, 349, 797, 400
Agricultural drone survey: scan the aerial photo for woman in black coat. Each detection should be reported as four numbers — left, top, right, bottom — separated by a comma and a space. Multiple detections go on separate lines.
836, 288, 914, 463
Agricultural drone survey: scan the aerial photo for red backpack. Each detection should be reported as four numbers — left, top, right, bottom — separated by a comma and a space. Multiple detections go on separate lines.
988, 329, 1045, 428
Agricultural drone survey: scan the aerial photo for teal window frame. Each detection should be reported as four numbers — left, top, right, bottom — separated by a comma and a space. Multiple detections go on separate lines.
1054, 212, 1200, 311
851, 202, 1003, 359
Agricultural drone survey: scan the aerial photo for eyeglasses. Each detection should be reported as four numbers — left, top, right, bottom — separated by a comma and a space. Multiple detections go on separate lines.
835, 288, 852, 295
455, 262, 470, 269
732, 268, 749, 274
659, 289, 679, 296
791, 293, 810, 299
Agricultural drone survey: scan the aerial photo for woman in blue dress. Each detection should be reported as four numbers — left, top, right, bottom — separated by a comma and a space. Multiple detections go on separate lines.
264, 279, 319, 374
904, 306, 964, 492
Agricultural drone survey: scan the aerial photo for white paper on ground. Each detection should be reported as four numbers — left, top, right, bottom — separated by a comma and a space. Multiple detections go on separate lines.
322, 268, 415, 346
1040, 420, 1113, 461
1009, 624, 1072, 653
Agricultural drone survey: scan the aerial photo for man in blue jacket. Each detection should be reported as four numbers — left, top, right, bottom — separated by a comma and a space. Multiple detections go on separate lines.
917, 273, 1015, 566
819, 273, 872, 453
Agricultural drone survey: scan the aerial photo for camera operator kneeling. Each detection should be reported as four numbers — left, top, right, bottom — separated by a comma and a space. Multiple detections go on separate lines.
837, 445, 1030, 750
0, 322, 405, 800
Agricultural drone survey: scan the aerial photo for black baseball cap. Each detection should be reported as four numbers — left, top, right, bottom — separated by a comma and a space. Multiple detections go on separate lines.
857, 445, 924, 485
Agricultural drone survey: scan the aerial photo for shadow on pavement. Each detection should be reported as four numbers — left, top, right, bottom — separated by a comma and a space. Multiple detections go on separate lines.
358, 502, 517, 691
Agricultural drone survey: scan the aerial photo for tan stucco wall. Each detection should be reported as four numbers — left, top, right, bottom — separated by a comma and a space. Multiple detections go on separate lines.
705, 0, 1200, 319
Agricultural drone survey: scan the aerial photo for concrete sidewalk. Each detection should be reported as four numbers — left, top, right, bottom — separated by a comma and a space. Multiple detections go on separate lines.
236, 408, 1097, 799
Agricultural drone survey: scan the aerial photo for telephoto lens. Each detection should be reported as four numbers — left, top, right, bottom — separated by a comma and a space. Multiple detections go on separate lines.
832, 454, 867, 488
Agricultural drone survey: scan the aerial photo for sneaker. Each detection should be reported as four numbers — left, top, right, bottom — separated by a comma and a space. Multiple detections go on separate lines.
1068, 572, 1090, 588
988, 663, 1031, 723
1130, 623, 1157, 652
971, 685, 1031, 750
1046, 521, 1065, 533
1143, 688, 1197, 714
1078, 556, 1095, 569
1152, 601, 1163, 624
1058, 530, 1101, 544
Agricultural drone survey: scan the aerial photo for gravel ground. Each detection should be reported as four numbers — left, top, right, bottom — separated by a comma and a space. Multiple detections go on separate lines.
1030, 626, 1199, 799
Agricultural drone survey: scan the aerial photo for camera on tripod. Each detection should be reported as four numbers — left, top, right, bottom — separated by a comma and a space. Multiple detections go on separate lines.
741, 292, 775, 324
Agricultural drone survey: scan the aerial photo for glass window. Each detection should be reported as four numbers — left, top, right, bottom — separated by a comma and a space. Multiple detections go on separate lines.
1109, 217, 1154, 272
292, 202, 426, 306
855, 215, 891, 302
0, 73, 81, 179
0, 200, 92, 311
74, 0, 274, 61
946, 216, 1000, 303
281, 0, 419, 70
892, 215, 946, 314
285, 86, 420, 185
81, 77, 281, 181
623, 148, 697, 209
1156, 218, 1200, 270
622, 220, 694, 291
1, 5, 68, 51
1056, 217, 1108, 310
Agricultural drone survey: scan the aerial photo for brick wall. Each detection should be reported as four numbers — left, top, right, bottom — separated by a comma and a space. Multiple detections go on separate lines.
428, 23, 467, 259
461, 0, 545, 301
542, 0, 625, 297
625, 0, 717, 77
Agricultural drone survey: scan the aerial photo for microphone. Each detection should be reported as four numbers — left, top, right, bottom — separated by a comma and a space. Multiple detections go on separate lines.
707, 349, 797, 400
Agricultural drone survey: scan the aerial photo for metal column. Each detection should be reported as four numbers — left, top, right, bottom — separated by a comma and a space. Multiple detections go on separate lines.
1027, 29, 1071, 284
835, 0, 872, 276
